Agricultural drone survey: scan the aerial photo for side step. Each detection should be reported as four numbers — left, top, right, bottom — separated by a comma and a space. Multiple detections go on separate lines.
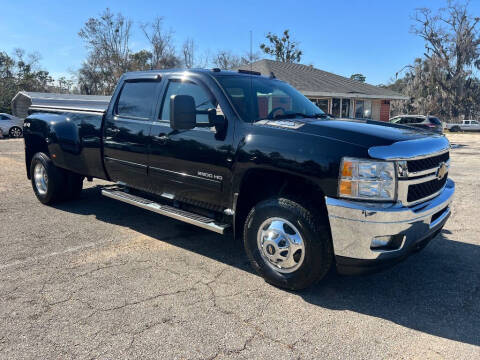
102, 188, 230, 234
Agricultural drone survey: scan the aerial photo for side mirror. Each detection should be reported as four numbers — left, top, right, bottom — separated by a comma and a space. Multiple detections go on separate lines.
208, 108, 227, 133
170, 95, 196, 130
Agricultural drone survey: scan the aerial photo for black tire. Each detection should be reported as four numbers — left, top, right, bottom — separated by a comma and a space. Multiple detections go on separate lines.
243, 197, 333, 290
9, 126, 22, 138
450, 126, 460, 132
64, 172, 84, 200
30, 152, 67, 204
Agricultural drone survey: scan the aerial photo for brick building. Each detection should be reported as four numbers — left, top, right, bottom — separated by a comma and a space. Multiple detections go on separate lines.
239, 60, 407, 121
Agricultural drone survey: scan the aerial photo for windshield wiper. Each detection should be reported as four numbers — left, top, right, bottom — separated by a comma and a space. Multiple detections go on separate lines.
270, 112, 328, 120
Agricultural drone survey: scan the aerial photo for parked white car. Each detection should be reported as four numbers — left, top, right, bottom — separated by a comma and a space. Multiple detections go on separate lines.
0, 113, 24, 137
445, 120, 480, 132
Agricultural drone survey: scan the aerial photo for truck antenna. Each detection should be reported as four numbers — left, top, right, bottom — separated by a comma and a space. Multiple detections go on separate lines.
250, 30, 253, 71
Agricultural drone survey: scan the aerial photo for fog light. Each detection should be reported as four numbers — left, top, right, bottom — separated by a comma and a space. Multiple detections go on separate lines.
371, 234, 405, 251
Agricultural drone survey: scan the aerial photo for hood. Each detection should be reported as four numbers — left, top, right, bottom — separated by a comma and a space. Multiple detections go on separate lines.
297, 118, 439, 148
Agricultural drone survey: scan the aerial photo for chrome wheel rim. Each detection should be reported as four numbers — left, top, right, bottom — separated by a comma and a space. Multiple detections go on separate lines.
10, 127, 22, 137
34, 163, 48, 195
257, 217, 305, 273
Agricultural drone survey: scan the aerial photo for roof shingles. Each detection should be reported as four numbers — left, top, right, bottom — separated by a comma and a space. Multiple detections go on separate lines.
238, 59, 407, 100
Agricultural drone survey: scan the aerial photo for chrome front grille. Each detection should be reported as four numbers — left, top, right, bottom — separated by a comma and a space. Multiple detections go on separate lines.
368, 136, 451, 206
397, 150, 450, 206
407, 175, 448, 203
407, 152, 449, 173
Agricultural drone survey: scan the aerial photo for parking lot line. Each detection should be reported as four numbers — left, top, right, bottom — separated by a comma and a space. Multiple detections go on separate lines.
0, 240, 111, 271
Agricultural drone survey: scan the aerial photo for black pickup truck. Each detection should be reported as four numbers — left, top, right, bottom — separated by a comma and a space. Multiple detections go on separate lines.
22, 69, 454, 290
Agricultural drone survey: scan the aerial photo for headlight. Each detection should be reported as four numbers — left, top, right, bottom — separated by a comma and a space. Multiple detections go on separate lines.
338, 157, 396, 201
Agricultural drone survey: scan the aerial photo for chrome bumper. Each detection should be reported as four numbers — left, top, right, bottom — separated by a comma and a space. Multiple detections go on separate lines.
326, 178, 455, 260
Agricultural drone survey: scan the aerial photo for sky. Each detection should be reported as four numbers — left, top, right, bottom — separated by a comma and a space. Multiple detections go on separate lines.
1, 0, 479, 85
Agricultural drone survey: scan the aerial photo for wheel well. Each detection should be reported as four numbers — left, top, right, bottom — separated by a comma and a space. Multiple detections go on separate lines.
24, 134, 49, 179
234, 169, 328, 238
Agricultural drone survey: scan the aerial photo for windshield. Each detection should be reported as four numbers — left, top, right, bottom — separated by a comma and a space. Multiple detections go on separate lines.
216, 75, 324, 122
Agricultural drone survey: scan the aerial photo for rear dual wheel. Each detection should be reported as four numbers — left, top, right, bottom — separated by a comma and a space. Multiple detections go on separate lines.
30, 152, 83, 205
243, 197, 333, 290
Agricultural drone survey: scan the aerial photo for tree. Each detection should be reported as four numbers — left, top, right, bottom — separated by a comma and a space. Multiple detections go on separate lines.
140, 17, 181, 69
0, 49, 55, 113
386, 1, 480, 119
56, 76, 74, 93
260, 30, 302, 63
182, 38, 195, 68
78, 8, 132, 94
212, 50, 246, 69
391, 1, 480, 119
129, 50, 153, 71
350, 73, 366, 82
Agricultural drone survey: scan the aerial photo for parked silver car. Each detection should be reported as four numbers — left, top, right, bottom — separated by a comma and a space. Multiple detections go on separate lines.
390, 114, 443, 134
0, 113, 24, 138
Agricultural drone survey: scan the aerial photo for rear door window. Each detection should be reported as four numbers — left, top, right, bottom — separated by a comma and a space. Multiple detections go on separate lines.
429, 117, 441, 125
116, 81, 159, 119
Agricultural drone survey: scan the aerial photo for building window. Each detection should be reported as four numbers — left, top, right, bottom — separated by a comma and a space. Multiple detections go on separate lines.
341, 99, 351, 118
355, 100, 372, 119
332, 98, 341, 117
312, 98, 329, 113
355, 100, 364, 118
364, 100, 372, 118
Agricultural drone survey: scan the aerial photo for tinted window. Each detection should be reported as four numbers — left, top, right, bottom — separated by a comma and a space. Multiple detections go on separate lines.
313, 99, 329, 113
354, 101, 364, 118
216, 76, 323, 123
0, 115, 8, 120
332, 98, 340, 117
429, 117, 441, 125
161, 80, 216, 123
116, 81, 158, 119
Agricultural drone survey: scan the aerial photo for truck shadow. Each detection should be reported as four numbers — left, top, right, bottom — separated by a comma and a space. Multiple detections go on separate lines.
55, 185, 480, 347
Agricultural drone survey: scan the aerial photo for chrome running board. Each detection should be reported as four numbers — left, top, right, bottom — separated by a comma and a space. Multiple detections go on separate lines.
102, 188, 230, 234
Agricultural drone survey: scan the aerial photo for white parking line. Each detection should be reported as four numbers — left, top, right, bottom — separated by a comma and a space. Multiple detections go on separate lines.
0, 240, 111, 271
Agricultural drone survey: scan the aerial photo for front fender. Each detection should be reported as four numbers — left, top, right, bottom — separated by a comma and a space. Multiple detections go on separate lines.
231, 124, 369, 199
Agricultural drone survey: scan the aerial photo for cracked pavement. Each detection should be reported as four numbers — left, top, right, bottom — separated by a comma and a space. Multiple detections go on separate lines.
0, 135, 479, 359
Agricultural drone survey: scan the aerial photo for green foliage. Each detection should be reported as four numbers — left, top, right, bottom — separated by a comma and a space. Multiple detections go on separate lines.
350, 73, 366, 83
390, 1, 480, 120
260, 30, 302, 63
0, 50, 55, 113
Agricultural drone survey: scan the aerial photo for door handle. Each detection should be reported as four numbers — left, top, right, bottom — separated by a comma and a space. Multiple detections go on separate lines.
154, 134, 168, 144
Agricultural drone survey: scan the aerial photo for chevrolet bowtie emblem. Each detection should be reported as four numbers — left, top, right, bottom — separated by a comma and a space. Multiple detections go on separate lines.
436, 162, 448, 181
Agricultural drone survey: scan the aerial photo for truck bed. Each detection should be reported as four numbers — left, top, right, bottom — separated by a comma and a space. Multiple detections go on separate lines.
21, 92, 111, 180
12, 92, 111, 119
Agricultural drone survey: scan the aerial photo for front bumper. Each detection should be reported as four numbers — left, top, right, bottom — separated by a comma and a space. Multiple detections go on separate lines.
326, 178, 455, 270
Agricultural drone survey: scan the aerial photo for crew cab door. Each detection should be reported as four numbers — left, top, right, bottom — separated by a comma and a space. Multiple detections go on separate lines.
103, 78, 162, 190
148, 75, 234, 211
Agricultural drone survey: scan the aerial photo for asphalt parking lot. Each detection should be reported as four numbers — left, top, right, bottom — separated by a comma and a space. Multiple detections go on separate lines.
0, 135, 479, 359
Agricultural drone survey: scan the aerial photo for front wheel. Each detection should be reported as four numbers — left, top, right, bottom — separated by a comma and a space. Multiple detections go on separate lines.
243, 197, 333, 290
